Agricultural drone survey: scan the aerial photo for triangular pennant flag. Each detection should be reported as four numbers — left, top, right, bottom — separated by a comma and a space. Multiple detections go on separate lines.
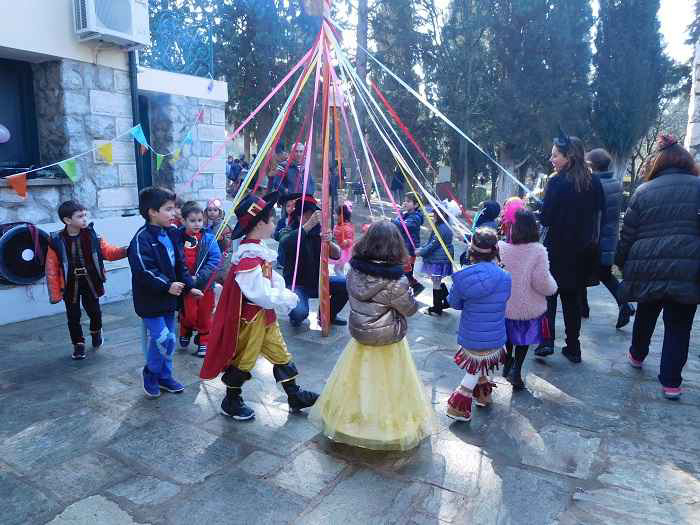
156, 153, 165, 171
197, 110, 204, 123
59, 159, 79, 182
6, 173, 27, 198
172, 149, 181, 162
182, 130, 193, 145
140, 144, 149, 156
130, 125, 148, 146
97, 143, 113, 165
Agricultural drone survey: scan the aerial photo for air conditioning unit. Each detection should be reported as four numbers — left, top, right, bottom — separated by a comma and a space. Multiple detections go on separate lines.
73, 0, 150, 48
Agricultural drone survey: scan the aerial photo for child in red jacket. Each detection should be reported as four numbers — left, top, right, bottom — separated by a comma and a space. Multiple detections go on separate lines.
177, 201, 222, 357
46, 201, 127, 360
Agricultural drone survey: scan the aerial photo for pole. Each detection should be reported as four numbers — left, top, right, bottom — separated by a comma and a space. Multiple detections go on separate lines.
319, 34, 332, 337
128, 51, 146, 191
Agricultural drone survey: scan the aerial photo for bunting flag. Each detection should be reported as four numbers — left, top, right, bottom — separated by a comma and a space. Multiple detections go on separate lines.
140, 144, 149, 156
172, 149, 181, 162
59, 159, 79, 182
156, 153, 165, 171
6, 173, 27, 198
130, 125, 148, 146
197, 110, 205, 123
182, 130, 193, 145
97, 143, 113, 165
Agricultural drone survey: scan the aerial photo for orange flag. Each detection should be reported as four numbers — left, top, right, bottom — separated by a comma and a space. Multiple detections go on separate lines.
140, 144, 149, 156
6, 173, 27, 198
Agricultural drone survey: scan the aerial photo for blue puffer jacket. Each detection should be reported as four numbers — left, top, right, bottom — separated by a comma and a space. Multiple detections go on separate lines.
448, 262, 511, 350
598, 171, 623, 266
418, 222, 453, 264
393, 210, 423, 256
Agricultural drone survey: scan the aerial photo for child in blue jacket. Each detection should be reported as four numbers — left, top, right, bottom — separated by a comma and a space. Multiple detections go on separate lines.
446, 227, 511, 422
128, 187, 202, 398
418, 207, 454, 315
392, 193, 425, 296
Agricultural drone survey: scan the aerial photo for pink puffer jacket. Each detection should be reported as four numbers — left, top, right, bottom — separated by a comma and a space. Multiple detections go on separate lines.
498, 241, 557, 320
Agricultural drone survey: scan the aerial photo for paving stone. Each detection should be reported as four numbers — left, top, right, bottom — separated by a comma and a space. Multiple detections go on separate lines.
300, 469, 424, 524
1, 466, 60, 525
46, 495, 150, 525
108, 419, 243, 484
107, 476, 180, 506
164, 469, 305, 524
34, 452, 134, 502
271, 448, 347, 498
236, 450, 285, 478
0, 407, 130, 472
636, 402, 700, 454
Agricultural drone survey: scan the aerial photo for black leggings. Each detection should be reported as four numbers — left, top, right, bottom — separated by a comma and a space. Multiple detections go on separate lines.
544, 290, 581, 349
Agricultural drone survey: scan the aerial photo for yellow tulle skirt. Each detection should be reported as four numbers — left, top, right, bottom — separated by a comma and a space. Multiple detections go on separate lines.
309, 337, 434, 451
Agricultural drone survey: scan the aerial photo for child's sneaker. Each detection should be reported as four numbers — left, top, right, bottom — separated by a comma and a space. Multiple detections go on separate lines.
662, 386, 682, 400
179, 335, 191, 348
91, 330, 103, 349
473, 377, 496, 407
447, 388, 472, 422
159, 377, 185, 393
628, 352, 644, 369
195, 345, 207, 358
142, 366, 160, 398
72, 343, 86, 360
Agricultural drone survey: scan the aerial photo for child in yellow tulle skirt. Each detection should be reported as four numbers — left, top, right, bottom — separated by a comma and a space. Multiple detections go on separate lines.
310, 221, 433, 451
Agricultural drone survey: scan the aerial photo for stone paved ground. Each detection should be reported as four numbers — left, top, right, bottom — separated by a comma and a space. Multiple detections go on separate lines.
2, 269, 700, 524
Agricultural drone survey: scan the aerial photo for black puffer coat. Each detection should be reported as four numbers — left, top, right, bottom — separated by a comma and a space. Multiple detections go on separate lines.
598, 171, 623, 266
615, 169, 700, 304
541, 171, 604, 291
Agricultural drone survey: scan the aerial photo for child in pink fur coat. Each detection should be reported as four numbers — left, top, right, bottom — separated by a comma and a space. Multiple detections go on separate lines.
498, 209, 557, 390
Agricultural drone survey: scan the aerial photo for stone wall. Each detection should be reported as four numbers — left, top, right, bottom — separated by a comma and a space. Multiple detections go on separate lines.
143, 92, 227, 205
686, 42, 700, 160
0, 58, 138, 226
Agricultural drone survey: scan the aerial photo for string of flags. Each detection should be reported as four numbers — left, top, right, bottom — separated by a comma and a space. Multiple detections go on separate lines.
2, 109, 204, 199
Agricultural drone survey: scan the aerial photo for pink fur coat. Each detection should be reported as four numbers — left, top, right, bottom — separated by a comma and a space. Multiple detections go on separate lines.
498, 241, 558, 320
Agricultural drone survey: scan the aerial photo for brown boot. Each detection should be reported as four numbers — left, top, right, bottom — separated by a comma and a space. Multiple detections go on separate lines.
472, 376, 496, 407
447, 386, 472, 422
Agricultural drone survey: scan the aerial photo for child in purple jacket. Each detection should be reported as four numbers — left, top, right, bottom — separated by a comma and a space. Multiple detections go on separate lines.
446, 228, 511, 422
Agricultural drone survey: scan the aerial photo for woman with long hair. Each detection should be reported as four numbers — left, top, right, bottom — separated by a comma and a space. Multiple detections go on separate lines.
617, 135, 700, 400
535, 132, 604, 363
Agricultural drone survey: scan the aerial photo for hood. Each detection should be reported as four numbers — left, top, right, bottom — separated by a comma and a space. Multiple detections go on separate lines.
347, 267, 396, 301
477, 201, 501, 225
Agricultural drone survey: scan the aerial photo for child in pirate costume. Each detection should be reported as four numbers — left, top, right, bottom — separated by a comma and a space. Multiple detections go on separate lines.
46, 200, 127, 360
200, 192, 318, 420
446, 228, 511, 422
177, 201, 222, 357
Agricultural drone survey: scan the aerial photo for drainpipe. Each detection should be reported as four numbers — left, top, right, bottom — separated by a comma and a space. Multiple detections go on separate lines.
128, 50, 146, 191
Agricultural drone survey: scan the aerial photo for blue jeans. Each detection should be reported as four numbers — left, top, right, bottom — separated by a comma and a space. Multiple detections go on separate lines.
143, 314, 176, 379
630, 300, 697, 388
289, 277, 349, 326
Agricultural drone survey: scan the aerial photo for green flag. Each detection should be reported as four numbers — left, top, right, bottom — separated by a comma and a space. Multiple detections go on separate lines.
59, 158, 79, 182
156, 153, 165, 171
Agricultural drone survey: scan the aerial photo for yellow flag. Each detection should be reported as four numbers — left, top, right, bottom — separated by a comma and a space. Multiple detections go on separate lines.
172, 149, 181, 161
97, 143, 113, 165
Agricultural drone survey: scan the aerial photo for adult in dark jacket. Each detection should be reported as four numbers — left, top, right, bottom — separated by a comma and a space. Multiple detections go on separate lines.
279, 194, 348, 327
392, 192, 425, 295
390, 166, 405, 203
578, 148, 636, 328
418, 209, 454, 316
279, 142, 315, 196
616, 136, 700, 399
536, 134, 604, 363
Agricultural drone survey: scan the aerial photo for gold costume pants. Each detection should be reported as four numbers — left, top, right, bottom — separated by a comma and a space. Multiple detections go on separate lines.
230, 312, 292, 372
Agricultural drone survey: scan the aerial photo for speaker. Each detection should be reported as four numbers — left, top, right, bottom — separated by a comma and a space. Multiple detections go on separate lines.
0, 223, 49, 285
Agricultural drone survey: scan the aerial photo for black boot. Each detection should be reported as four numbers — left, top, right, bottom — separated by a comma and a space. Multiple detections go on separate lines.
440, 283, 451, 309
427, 289, 443, 316
410, 281, 425, 296
616, 303, 634, 329
273, 363, 319, 412
507, 346, 528, 391
220, 366, 255, 420
503, 344, 514, 378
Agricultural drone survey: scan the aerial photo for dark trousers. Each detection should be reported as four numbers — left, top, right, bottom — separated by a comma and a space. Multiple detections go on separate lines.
64, 281, 102, 345
580, 265, 628, 311
289, 277, 349, 326
630, 300, 697, 388
544, 290, 581, 350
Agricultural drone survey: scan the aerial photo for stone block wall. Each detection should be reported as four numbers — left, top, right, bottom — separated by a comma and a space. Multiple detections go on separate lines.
0, 58, 138, 226
685, 42, 700, 160
143, 92, 227, 205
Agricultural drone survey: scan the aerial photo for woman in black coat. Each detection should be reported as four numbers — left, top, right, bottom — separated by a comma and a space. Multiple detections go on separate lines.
535, 133, 604, 363
616, 135, 700, 400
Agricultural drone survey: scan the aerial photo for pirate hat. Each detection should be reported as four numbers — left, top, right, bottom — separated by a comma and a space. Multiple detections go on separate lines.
286, 192, 320, 217
230, 191, 279, 240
